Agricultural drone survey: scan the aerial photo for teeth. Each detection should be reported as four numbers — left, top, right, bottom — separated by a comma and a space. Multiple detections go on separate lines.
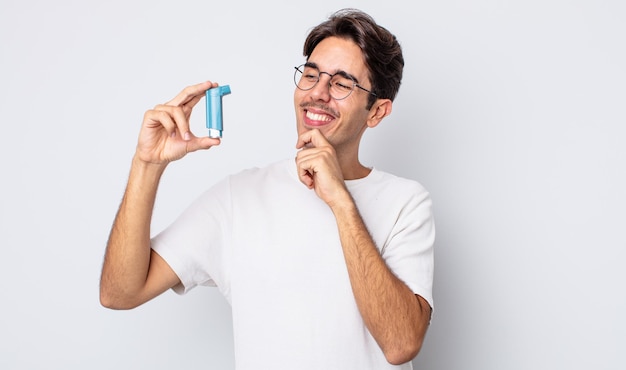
306, 111, 332, 122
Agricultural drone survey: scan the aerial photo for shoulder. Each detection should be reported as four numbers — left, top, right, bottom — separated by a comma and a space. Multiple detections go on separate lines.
221, 159, 295, 194
362, 169, 430, 200
228, 158, 292, 180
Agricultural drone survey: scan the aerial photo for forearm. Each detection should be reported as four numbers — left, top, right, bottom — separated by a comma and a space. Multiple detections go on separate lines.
331, 195, 430, 365
100, 156, 166, 308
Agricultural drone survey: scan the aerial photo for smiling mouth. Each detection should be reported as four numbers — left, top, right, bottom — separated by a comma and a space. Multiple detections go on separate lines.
305, 110, 333, 123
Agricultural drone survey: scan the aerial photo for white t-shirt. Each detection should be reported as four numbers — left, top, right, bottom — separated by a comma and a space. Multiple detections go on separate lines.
152, 158, 435, 370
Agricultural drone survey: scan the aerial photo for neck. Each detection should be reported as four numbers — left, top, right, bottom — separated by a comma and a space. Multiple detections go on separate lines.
337, 149, 371, 180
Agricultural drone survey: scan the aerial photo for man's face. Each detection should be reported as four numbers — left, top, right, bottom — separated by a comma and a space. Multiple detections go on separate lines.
294, 36, 375, 152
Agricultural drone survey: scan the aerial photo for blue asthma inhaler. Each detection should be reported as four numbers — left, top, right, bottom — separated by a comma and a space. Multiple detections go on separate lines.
205, 85, 231, 138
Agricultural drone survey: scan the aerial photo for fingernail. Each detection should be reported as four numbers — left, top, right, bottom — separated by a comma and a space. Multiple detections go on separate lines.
184, 132, 191, 141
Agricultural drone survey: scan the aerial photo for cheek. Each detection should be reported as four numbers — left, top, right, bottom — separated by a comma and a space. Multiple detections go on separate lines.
293, 92, 302, 117
345, 93, 370, 112
294, 87, 306, 105
293, 92, 305, 131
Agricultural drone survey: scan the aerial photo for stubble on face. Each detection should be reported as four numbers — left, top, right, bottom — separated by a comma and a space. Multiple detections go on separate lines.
293, 37, 373, 149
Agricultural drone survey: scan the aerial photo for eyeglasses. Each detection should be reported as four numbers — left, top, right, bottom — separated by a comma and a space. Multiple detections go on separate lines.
293, 64, 377, 100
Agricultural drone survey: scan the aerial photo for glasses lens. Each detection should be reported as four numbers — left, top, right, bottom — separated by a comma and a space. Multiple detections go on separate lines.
329, 74, 356, 100
294, 64, 318, 91
293, 64, 357, 100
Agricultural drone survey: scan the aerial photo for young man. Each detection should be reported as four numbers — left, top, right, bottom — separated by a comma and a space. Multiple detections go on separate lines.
100, 8, 434, 369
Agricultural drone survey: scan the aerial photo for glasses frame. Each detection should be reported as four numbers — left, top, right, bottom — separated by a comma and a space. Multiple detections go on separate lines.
293, 64, 377, 100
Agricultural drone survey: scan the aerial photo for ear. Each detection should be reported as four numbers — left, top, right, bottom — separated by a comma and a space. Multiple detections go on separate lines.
366, 99, 392, 128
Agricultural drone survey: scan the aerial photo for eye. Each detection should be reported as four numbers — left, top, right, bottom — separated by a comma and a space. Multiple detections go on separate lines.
302, 67, 319, 81
332, 78, 353, 92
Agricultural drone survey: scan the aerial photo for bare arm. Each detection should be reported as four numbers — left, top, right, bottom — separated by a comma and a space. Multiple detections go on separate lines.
331, 197, 431, 365
100, 158, 177, 309
295, 129, 431, 365
100, 81, 221, 309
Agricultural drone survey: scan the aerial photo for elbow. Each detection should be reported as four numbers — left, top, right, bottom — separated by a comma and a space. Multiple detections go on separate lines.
99, 293, 121, 310
384, 340, 423, 366
99, 285, 140, 310
384, 294, 432, 365
99, 290, 123, 310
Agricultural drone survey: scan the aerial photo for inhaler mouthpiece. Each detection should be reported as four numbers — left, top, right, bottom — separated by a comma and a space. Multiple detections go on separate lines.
205, 85, 231, 138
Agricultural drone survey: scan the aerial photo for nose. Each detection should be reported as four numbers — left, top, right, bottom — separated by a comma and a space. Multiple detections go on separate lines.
307, 72, 332, 102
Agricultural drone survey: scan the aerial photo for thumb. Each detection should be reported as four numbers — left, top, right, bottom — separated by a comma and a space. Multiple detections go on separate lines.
186, 136, 221, 153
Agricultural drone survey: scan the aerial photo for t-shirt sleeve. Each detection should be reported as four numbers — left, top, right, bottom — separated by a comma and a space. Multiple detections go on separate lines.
151, 177, 232, 296
382, 185, 435, 310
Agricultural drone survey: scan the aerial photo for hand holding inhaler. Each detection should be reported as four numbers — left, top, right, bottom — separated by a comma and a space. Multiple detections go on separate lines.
206, 85, 231, 138
136, 81, 223, 165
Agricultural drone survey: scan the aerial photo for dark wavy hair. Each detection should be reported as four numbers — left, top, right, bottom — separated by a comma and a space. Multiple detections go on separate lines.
303, 8, 404, 109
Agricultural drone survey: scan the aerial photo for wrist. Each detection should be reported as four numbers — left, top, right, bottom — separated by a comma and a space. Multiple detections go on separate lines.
131, 154, 167, 180
328, 189, 357, 214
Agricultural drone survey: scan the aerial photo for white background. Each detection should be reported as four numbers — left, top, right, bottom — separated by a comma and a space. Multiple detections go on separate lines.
1, 0, 624, 369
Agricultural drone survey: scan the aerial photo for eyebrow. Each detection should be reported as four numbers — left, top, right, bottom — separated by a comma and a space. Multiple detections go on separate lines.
304, 61, 361, 84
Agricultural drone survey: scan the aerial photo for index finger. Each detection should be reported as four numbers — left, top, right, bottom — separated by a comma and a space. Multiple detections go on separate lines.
296, 129, 330, 149
166, 80, 219, 107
